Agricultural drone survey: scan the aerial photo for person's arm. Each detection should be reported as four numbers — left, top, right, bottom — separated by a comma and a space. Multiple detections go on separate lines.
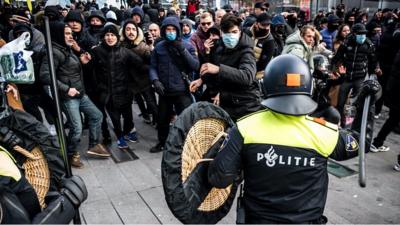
149, 48, 159, 81
39, 51, 70, 94
208, 126, 243, 188
257, 38, 275, 71
217, 49, 256, 86
177, 42, 200, 71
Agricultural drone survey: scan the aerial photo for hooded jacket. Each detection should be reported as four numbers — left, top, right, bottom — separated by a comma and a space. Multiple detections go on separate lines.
121, 20, 152, 94
203, 33, 262, 121
90, 31, 145, 108
282, 30, 314, 72
40, 22, 85, 99
149, 16, 199, 94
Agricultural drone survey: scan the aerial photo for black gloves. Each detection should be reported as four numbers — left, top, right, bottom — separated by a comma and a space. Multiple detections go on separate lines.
172, 41, 186, 53
0, 127, 22, 149
153, 80, 165, 96
357, 79, 382, 105
61, 175, 88, 208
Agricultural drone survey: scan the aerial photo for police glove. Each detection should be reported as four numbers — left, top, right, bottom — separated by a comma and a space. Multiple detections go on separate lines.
60, 175, 88, 208
153, 80, 165, 96
0, 127, 22, 150
356, 79, 381, 105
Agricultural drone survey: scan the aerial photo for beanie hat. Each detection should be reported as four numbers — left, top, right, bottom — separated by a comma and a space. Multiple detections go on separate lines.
64, 10, 83, 24
327, 14, 340, 24
352, 23, 368, 34
131, 6, 144, 20
106, 10, 117, 21
103, 24, 119, 38
272, 15, 285, 25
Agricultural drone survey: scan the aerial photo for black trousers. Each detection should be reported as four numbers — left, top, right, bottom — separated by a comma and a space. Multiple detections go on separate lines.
157, 93, 192, 145
336, 78, 364, 125
373, 108, 400, 147
375, 67, 390, 115
135, 87, 158, 122
106, 102, 134, 138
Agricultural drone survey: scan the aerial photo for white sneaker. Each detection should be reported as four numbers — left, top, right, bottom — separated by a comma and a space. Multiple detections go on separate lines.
394, 163, 400, 172
48, 125, 57, 136
374, 113, 381, 119
370, 145, 390, 153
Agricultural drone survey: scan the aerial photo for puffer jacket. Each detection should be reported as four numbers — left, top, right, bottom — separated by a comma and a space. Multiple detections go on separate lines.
282, 30, 314, 72
149, 16, 199, 94
203, 33, 261, 121
90, 42, 145, 108
40, 42, 85, 99
121, 22, 152, 94
332, 34, 377, 81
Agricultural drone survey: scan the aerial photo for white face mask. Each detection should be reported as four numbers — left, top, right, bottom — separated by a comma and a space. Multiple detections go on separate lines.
221, 32, 240, 49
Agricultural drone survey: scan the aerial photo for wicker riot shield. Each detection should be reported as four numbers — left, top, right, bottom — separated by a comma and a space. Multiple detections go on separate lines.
162, 102, 239, 224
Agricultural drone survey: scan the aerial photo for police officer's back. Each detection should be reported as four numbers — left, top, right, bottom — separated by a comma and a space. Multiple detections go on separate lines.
208, 55, 380, 224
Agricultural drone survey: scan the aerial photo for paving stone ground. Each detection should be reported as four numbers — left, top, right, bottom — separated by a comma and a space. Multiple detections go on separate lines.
73, 104, 400, 224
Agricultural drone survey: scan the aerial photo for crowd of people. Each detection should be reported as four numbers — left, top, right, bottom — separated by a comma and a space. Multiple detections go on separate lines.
0, 0, 399, 169
0, 0, 400, 223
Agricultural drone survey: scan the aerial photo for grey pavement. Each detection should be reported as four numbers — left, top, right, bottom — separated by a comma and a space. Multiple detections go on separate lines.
73, 105, 400, 224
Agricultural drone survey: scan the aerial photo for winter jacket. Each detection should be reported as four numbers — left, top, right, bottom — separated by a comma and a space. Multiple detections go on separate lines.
384, 49, 400, 111
40, 42, 85, 99
149, 17, 199, 94
203, 33, 261, 121
332, 34, 377, 81
282, 30, 314, 72
90, 42, 145, 108
121, 23, 152, 94
376, 28, 400, 73
189, 26, 208, 64
244, 25, 276, 78
320, 28, 337, 50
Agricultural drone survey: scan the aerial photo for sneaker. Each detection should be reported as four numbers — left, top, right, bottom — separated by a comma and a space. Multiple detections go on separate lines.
370, 144, 390, 153
394, 163, 400, 172
87, 144, 111, 157
70, 152, 84, 168
143, 114, 152, 124
150, 143, 164, 153
125, 131, 138, 143
117, 137, 129, 149
374, 113, 381, 119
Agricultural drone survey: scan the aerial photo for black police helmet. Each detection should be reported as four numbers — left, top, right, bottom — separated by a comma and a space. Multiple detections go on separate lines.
313, 54, 331, 79
261, 54, 317, 115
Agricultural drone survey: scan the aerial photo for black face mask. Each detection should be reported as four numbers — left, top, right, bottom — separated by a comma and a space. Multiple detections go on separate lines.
90, 24, 104, 33
255, 28, 269, 37
328, 23, 339, 31
275, 26, 285, 35
287, 16, 297, 26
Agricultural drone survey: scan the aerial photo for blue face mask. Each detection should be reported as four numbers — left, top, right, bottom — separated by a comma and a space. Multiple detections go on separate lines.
165, 31, 177, 41
356, 34, 366, 44
222, 33, 240, 49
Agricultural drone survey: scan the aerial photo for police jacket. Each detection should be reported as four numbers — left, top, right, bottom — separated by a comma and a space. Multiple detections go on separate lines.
208, 109, 362, 224
332, 34, 377, 81
90, 42, 145, 108
202, 33, 262, 121
244, 26, 276, 78
40, 42, 86, 99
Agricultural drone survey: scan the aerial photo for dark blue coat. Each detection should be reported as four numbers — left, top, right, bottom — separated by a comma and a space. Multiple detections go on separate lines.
149, 16, 199, 94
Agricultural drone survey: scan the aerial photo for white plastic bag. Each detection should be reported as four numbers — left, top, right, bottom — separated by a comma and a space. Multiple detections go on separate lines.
0, 32, 35, 84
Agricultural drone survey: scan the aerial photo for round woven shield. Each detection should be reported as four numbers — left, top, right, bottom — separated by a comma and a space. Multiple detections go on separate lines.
162, 102, 238, 224
14, 146, 50, 209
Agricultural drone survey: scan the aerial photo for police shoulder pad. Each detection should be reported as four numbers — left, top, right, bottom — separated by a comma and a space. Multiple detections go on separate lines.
305, 116, 338, 131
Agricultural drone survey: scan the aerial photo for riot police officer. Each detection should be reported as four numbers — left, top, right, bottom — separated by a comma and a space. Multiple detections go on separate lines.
207, 54, 380, 224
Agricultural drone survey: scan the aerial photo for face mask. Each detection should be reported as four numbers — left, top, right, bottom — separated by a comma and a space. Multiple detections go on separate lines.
222, 33, 240, 49
165, 31, 177, 41
356, 34, 366, 44
255, 28, 269, 37
328, 23, 338, 31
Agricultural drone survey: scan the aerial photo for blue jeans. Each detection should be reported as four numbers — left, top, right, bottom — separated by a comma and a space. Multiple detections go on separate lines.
62, 94, 102, 154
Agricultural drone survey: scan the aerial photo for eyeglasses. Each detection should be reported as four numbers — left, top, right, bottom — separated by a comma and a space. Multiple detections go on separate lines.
201, 22, 212, 26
